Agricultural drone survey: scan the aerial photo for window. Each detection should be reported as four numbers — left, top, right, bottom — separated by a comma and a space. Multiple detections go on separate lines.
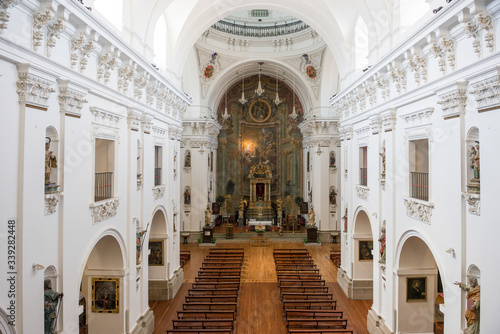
154, 146, 163, 186
95, 139, 115, 202
359, 146, 367, 186
409, 139, 429, 201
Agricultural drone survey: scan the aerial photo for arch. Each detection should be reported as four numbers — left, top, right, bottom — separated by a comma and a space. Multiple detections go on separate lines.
0, 307, 16, 334
352, 206, 372, 235
467, 264, 481, 283
149, 205, 168, 235
395, 231, 445, 333
44, 265, 58, 291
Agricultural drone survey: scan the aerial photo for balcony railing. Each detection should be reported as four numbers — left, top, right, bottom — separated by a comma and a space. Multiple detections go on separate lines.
211, 20, 309, 38
154, 167, 162, 186
410, 172, 429, 201
360, 168, 367, 186
95, 172, 113, 202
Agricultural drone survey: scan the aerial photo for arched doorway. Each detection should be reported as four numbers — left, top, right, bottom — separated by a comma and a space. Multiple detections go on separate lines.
351, 208, 373, 300
396, 235, 442, 333
147, 208, 170, 300
80, 233, 126, 333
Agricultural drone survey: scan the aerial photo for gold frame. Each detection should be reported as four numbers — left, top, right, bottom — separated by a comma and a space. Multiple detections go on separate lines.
248, 99, 272, 123
148, 239, 164, 266
406, 277, 427, 302
91, 277, 119, 313
358, 240, 373, 261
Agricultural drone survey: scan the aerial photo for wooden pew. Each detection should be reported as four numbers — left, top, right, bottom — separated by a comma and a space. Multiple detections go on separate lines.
191, 282, 240, 290
197, 271, 241, 277
199, 267, 242, 272
166, 329, 232, 334
276, 264, 317, 270
209, 248, 244, 252
185, 295, 238, 303
286, 319, 348, 330
176, 311, 236, 321
188, 288, 239, 296
172, 319, 234, 330
195, 277, 240, 283
182, 302, 238, 312
277, 269, 320, 274
280, 286, 329, 294
282, 293, 333, 301
202, 262, 243, 267
275, 259, 315, 266
279, 280, 326, 287
283, 300, 337, 310
284, 310, 343, 320
205, 255, 244, 260
274, 254, 312, 259
277, 274, 322, 281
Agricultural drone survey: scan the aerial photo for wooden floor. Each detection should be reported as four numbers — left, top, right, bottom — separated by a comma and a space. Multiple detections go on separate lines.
150, 242, 371, 334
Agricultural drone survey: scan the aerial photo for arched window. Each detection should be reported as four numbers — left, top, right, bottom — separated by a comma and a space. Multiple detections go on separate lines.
354, 17, 369, 70
154, 16, 168, 71
94, 0, 123, 31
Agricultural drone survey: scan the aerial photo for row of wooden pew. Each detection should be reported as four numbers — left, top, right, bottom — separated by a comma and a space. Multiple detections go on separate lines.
166, 248, 245, 334
273, 248, 353, 334
330, 250, 340, 268
180, 251, 191, 268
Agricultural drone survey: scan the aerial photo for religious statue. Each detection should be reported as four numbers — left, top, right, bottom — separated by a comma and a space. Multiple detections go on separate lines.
342, 208, 348, 232
204, 204, 212, 226
378, 227, 386, 264
330, 151, 336, 168
379, 147, 386, 176
184, 151, 191, 167
329, 187, 337, 205
455, 278, 480, 334
239, 198, 247, 211
136, 229, 146, 263
44, 279, 63, 334
308, 190, 312, 203
469, 144, 480, 181
45, 137, 57, 185
276, 198, 283, 212
184, 188, 191, 205
308, 206, 316, 227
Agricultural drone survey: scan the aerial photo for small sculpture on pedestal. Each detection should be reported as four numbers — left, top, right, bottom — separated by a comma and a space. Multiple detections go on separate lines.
454, 278, 480, 334
308, 206, 316, 227
468, 143, 480, 193
204, 204, 212, 226
45, 137, 58, 192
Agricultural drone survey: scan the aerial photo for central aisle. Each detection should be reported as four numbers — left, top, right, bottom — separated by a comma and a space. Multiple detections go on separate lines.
150, 242, 371, 334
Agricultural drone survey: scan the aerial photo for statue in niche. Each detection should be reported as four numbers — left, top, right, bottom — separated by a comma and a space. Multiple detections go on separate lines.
226, 179, 235, 195
184, 188, 191, 205
330, 151, 336, 168
204, 204, 212, 226
454, 278, 480, 334
239, 198, 247, 211
469, 143, 480, 181
308, 206, 316, 227
329, 187, 337, 205
379, 147, 386, 177
136, 229, 146, 263
184, 151, 191, 167
45, 137, 57, 185
378, 227, 386, 264
44, 279, 63, 334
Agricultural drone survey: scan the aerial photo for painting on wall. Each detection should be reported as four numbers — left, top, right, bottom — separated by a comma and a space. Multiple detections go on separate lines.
91, 277, 119, 313
358, 240, 373, 261
240, 124, 280, 195
407, 277, 427, 301
148, 240, 164, 266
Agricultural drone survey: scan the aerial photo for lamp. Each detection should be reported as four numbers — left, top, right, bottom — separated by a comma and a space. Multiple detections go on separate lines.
446, 247, 455, 257
238, 68, 248, 105
255, 62, 265, 96
32, 263, 45, 271
289, 75, 298, 120
222, 75, 230, 120
273, 66, 282, 106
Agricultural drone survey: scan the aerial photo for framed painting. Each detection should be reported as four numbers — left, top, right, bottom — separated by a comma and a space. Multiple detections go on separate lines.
358, 240, 373, 261
212, 202, 220, 215
91, 277, 119, 313
148, 240, 164, 266
407, 277, 427, 302
249, 99, 272, 123
300, 202, 309, 214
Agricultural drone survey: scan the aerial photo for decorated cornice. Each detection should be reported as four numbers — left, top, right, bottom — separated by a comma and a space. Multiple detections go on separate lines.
428, 31, 455, 75
370, 114, 382, 134
462, 192, 480, 216
381, 108, 397, 132
152, 126, 167, 144
118, 59, 136, 94
33, 4, 55, 52
44, 192, 60, 215
141, 114, 153, 134
405, 47, 427, 86
146, 80, 159, 107
403, 197, 434, 224
90, 107, 123, 129
469, 67, 500, 112
363, 82, 377, 108
97, 45, 121, 85
0, 0, 20, 34
46, 7, 68, 57
376, 72, 390, 101
134, 71, 149, 101
127, 108, 142, 131
71, 27, 98, 73
460, 9, 495, 57
388, 61, 407, 94
355, 126, 370, 138
16, 63, 56, 108
356, 186, 369, 201
152, 185, 165, 200
401, 107, 434, 127
90, 198, 119, 224
436, 81, 468, 119
57, 79, 88, 117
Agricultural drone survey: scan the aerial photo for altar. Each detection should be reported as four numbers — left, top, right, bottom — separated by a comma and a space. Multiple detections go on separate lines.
248, 219, 273, 226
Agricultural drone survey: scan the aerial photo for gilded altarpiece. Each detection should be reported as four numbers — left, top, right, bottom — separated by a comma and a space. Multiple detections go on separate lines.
217, 75, 303, 209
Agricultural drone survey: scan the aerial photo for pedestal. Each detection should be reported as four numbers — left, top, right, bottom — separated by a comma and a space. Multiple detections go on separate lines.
202, 225, 214, 243
225, 224, 234, 239
306, 226, 318, 243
